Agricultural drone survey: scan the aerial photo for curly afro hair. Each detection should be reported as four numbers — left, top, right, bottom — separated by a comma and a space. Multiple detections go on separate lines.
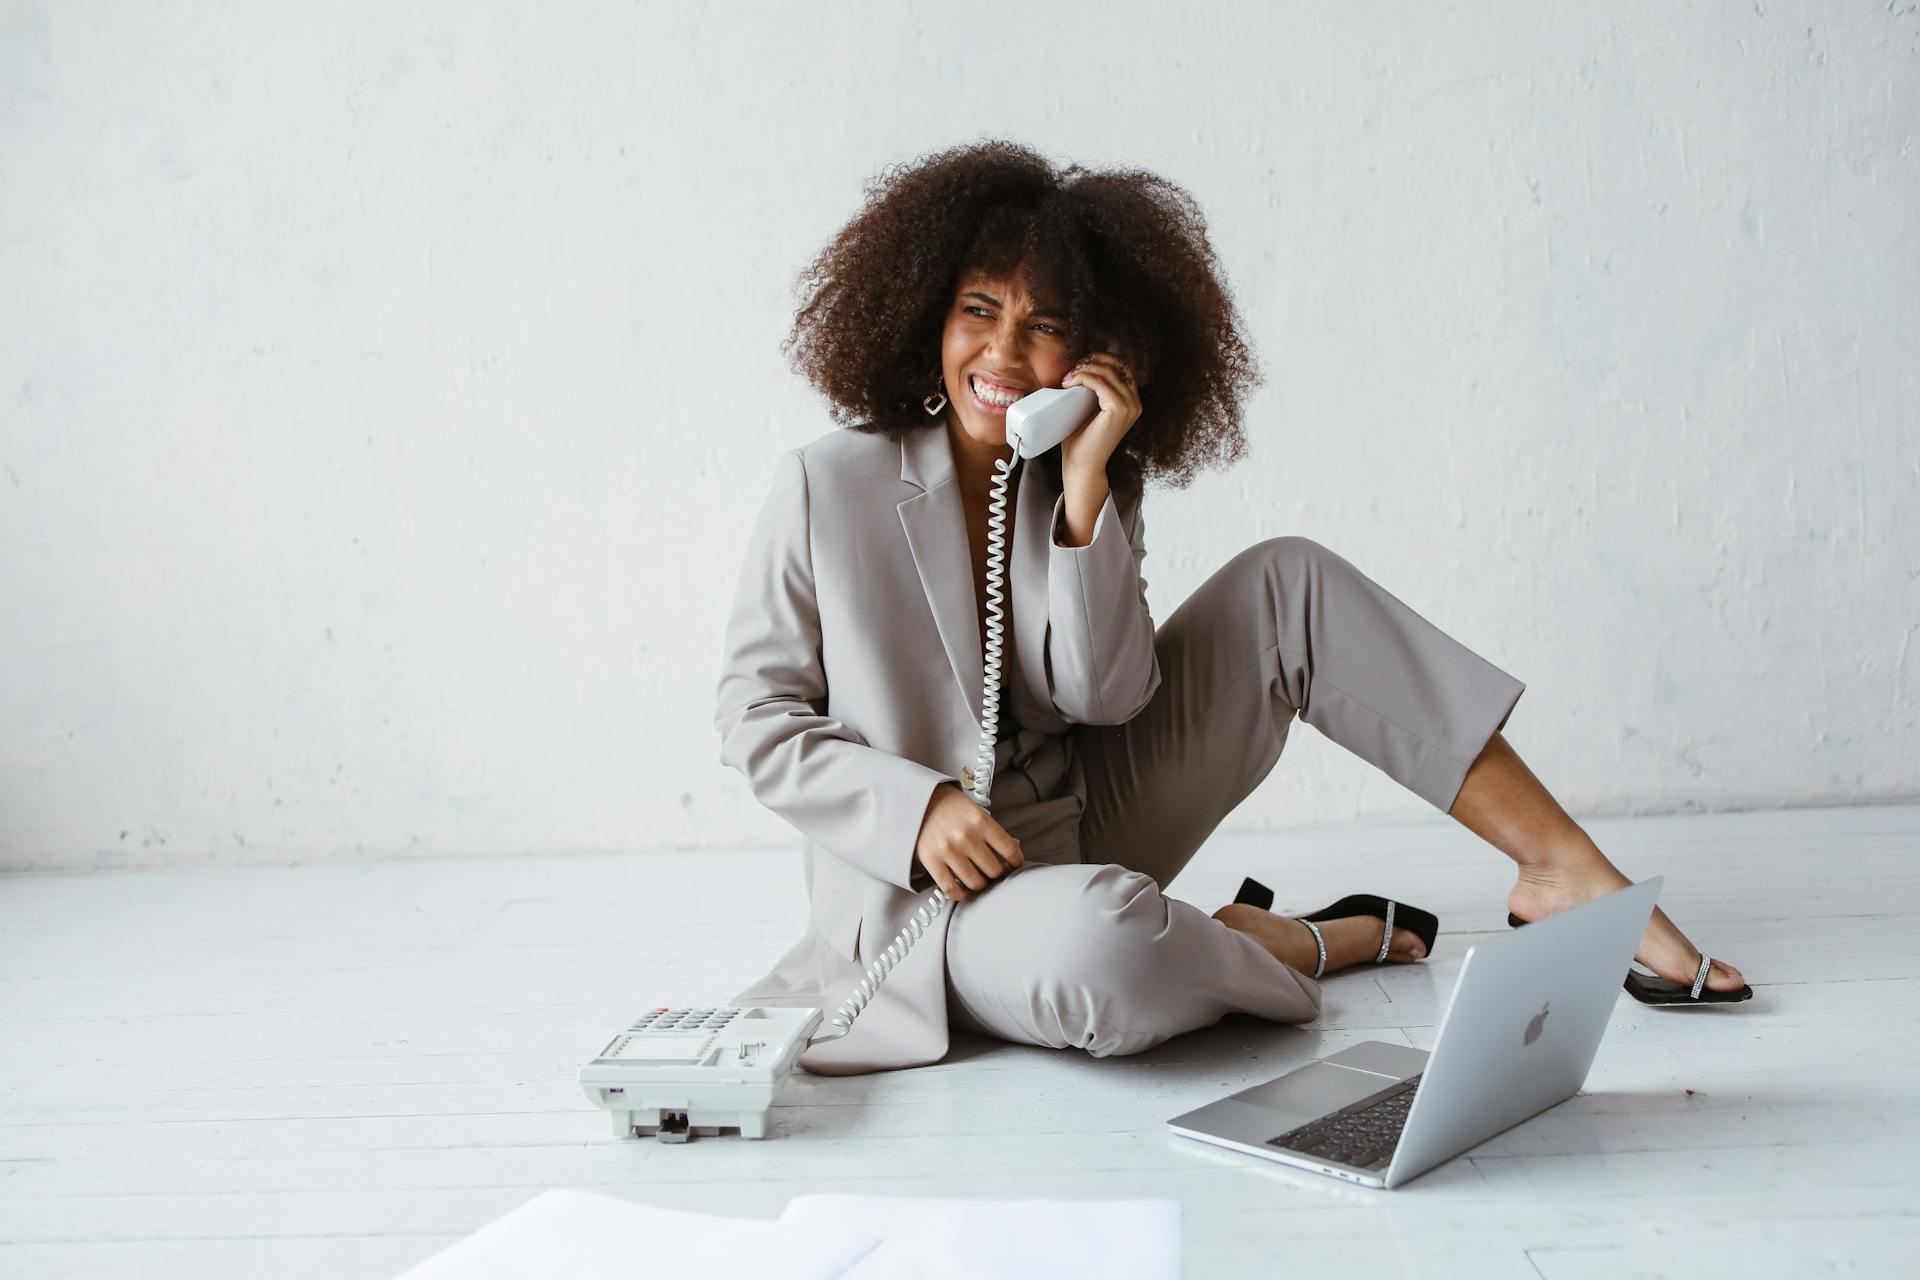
780, 138, 1263, 505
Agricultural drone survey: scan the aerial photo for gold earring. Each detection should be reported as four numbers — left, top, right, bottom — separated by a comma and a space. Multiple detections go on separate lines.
922, 377, 947, 416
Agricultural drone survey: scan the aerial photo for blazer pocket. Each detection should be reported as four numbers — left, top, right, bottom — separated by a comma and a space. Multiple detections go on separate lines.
809, 877, 864, 965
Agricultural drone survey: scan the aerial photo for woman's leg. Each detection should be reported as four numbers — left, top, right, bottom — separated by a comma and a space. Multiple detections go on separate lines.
1073, 535, 1526, 887
942, 862, 1323, 1057
942, 857, 1435, 1058
1447, 731, 1747, 992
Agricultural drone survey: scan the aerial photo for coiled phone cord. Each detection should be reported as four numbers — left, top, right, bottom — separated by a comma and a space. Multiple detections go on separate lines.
967, 449, 1018, 806
814, 451, 1021, 1044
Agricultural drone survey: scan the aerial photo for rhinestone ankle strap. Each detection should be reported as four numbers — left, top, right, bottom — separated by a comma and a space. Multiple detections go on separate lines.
1374, 900, 1397, 964
1298, 917, 1327, 980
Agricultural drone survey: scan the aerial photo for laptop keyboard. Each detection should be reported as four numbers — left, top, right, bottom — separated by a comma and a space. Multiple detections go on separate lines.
1266, 1073, 1423, 1171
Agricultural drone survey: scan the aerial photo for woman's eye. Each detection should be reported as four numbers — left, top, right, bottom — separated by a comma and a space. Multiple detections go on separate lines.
959, 305, 1061, 337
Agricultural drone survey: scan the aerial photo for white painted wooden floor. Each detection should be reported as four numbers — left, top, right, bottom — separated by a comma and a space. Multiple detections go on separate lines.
3, 804, 1917, 1278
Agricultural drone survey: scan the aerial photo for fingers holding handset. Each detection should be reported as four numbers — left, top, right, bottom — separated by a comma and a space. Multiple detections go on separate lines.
912, 782, 1026, 902
1057, 341, 1145, 477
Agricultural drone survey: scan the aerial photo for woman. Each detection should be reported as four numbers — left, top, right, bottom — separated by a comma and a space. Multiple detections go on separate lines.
714, 140, 1750, 1077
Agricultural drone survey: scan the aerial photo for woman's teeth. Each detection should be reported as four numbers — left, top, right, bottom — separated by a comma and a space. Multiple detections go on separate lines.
970, 375, 1021, 408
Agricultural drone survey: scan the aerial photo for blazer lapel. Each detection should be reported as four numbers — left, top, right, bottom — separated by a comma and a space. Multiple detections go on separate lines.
899, 425, 984, 726
897, 421, 1059, 731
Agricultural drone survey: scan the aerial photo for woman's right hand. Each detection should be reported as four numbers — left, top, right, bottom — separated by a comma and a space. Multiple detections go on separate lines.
911, 782, 1024, 902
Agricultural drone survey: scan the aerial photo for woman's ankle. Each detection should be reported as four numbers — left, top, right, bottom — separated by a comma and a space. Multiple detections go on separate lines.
1212, 903, 1317, 972
1515, 829, 1615, 877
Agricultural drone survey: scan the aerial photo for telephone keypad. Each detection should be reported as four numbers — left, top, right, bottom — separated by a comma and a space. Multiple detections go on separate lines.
632, 1007, 741, 1034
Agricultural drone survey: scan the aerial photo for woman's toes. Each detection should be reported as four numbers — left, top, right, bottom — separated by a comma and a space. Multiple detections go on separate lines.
1635, 906, 1751, 991
1360, 921, 1426, 964
1639, 953, 1747, 991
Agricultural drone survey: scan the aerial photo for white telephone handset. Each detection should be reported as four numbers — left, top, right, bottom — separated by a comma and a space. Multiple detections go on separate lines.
1004, 384, 1101, 459
581, 379, 1101, 1141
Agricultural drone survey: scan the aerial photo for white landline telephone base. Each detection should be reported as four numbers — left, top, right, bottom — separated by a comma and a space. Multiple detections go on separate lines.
578, 1005, 821, 1141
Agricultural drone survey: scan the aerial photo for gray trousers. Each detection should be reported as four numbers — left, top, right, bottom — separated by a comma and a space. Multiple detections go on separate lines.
942, 536, 1527, 1057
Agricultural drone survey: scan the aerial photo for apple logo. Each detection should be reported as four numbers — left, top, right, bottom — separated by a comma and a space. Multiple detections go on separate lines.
1523, 1003, 1550, 1046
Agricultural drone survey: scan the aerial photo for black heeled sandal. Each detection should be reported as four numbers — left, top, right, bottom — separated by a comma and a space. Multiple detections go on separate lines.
1505, 911, 1753, 1004
1232, 877, 1439, 979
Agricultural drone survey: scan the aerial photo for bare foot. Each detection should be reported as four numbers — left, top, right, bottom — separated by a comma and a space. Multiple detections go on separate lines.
1509, 841, 1747, 993
1213, 903, 1426, 976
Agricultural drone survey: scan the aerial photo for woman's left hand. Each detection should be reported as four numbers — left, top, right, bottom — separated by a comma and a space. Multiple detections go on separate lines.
1058, 351, 1143, 478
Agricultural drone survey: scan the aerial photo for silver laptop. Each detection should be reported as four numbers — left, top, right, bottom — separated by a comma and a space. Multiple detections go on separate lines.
1168, 877, 1661, 1189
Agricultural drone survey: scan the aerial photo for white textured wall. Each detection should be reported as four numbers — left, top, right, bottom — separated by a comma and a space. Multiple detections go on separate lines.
3, 2, 1915, 871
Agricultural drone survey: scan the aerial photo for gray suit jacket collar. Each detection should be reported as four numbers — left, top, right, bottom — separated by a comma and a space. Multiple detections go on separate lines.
896, 423, 1057, 732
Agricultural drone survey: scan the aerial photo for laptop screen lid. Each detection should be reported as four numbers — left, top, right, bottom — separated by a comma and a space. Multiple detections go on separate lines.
1383, 876, 1662, 1188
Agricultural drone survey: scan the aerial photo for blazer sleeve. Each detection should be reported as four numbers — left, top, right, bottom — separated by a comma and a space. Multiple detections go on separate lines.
714, 448, 953, 891
1043, 486, 1162, 725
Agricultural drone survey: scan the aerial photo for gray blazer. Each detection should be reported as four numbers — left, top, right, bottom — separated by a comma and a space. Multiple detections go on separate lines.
714, 420, 1159, 1074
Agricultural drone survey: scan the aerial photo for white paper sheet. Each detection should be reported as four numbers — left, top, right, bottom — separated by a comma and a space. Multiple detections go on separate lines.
393, 1188, 881, 1280
779, 1193, 1183, 1279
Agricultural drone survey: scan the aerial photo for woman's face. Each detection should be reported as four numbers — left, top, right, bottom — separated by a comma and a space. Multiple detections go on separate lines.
938, 266, 1074, 451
